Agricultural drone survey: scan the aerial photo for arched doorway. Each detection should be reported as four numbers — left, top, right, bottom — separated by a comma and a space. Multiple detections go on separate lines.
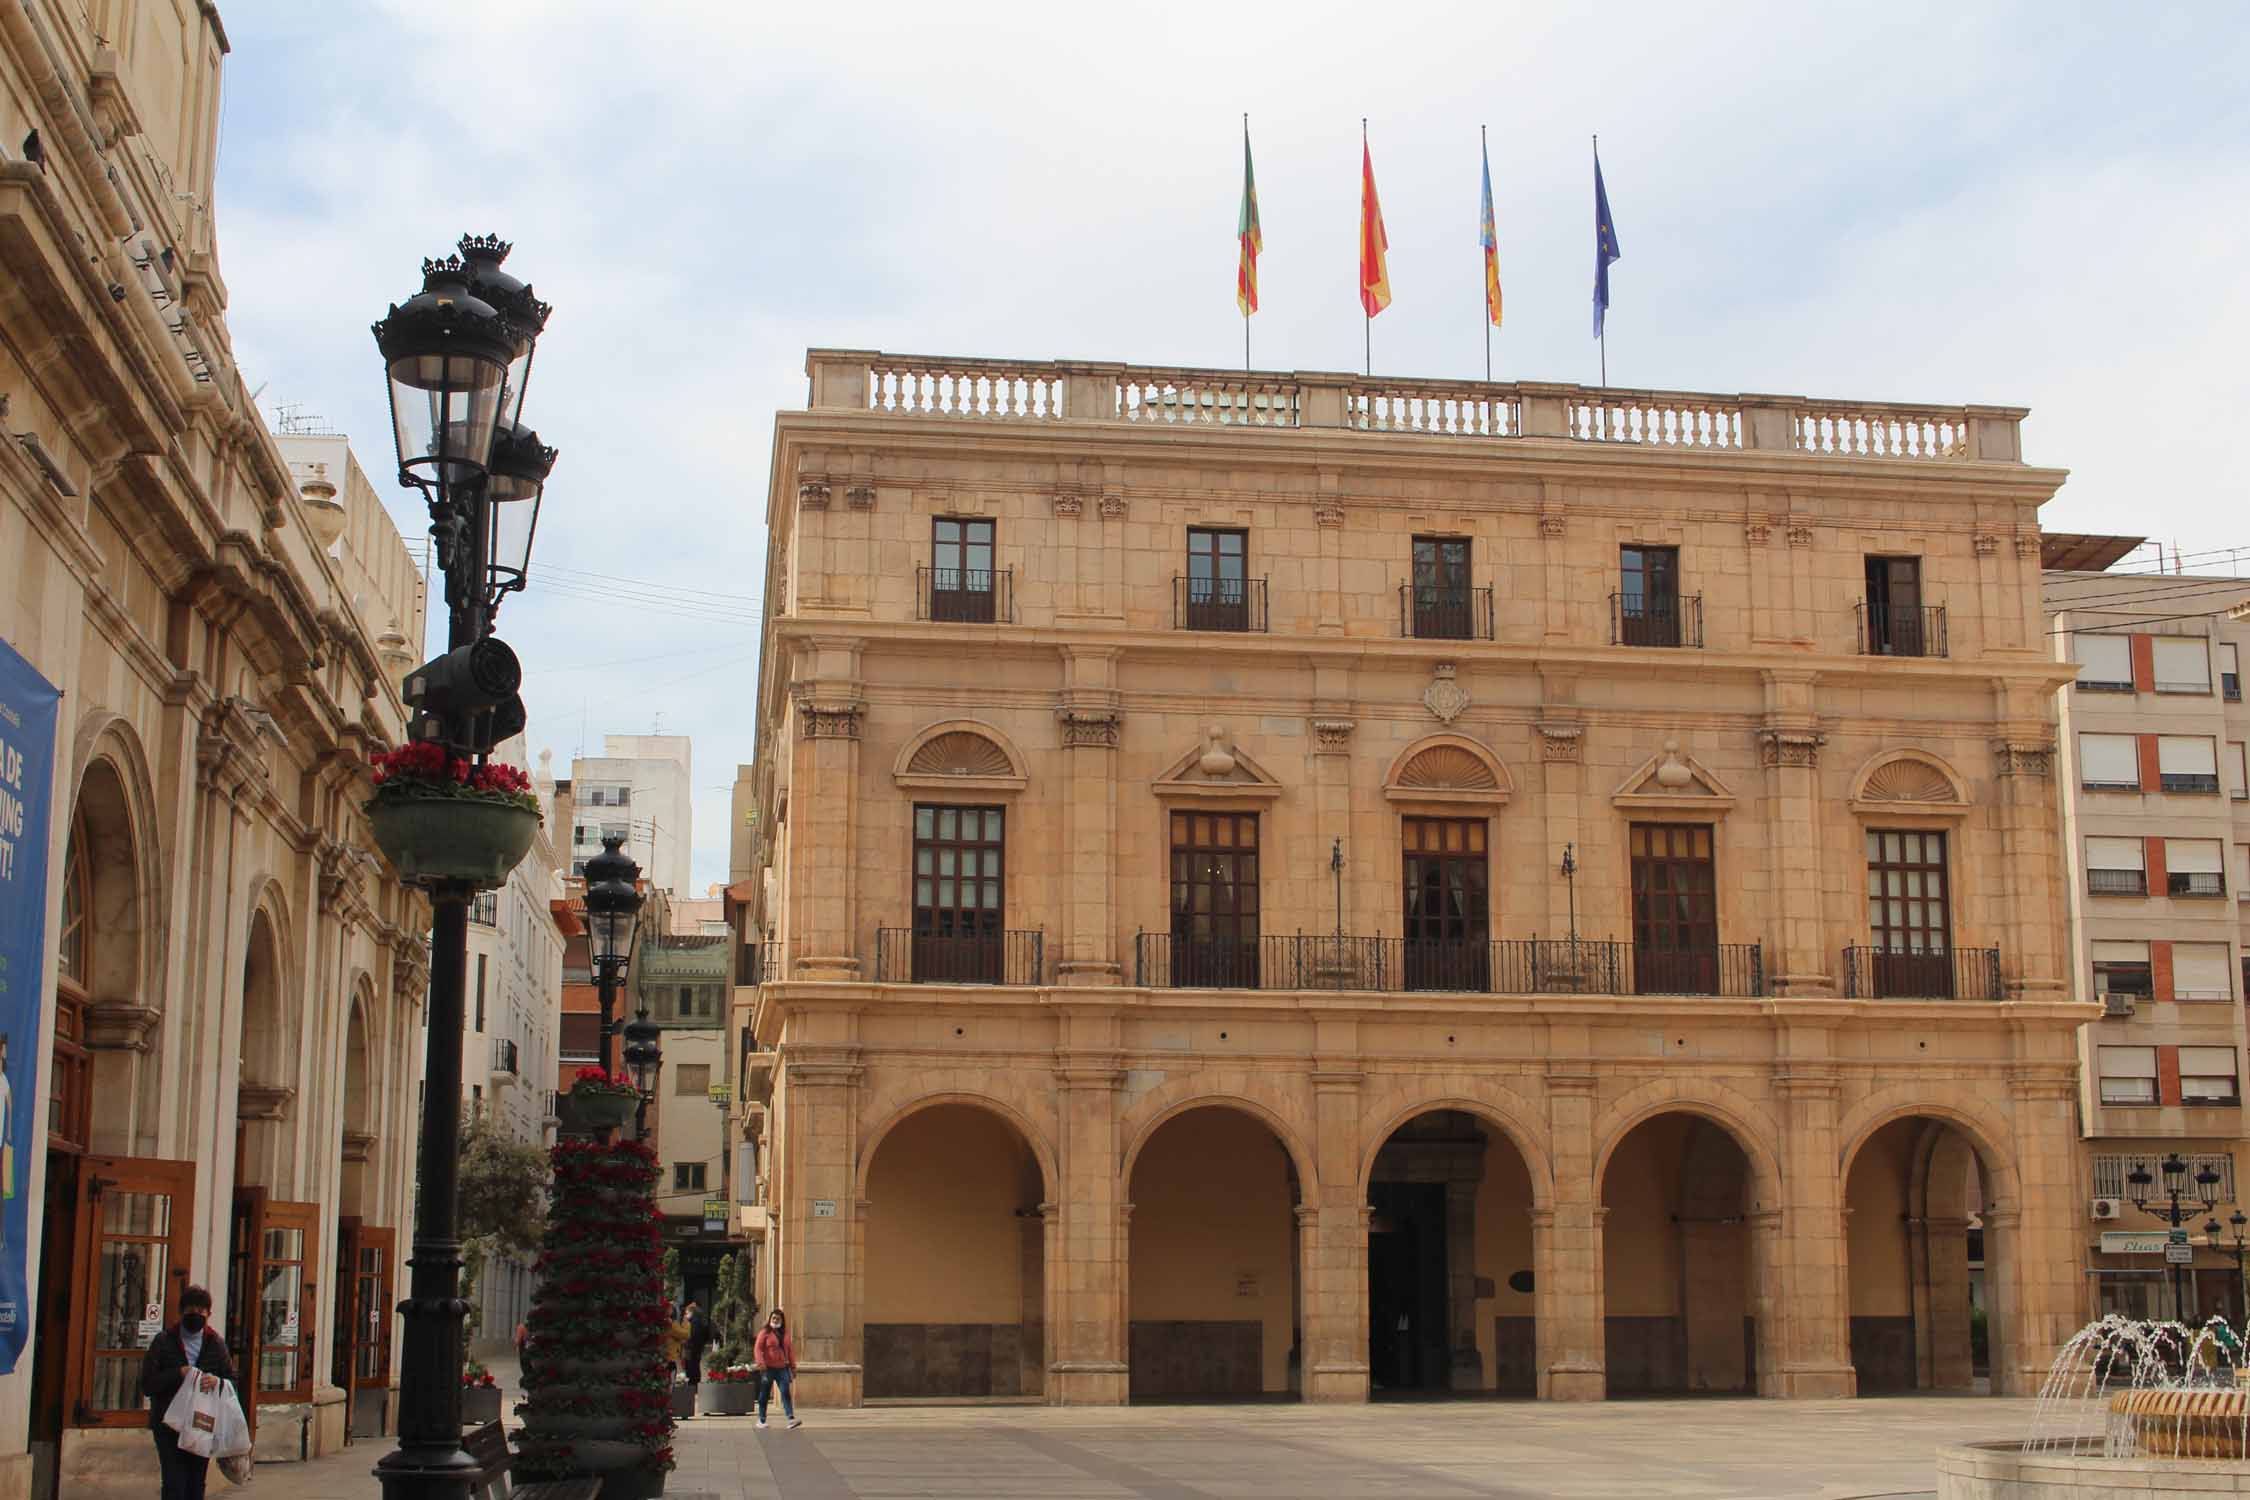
1845, 1115, 1995, 1393
1128, 1105, 1303, 1401
1363, 1109, 1538, 1397
861, 1102, 1048, 1397
1600, 1113, 1758, 1394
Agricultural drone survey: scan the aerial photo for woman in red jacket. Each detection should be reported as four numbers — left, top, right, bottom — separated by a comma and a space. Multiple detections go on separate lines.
753, 1307, 800, 1430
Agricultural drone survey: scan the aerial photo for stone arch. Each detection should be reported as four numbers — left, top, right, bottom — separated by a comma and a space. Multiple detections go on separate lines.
341, 980, 379, 1217
1355, 1086, 1554, 1208
238, 885, 301, 1192
1835, 1090, 2021, 1207
856, 1089, 1059, 1200
61, 727, 167, 1155
1382, 733, 1514, 805
892, 718, 1029, 789
1591, 1078, 1784, 1209
1119, 1085, 1319, 1196
1849, 748, 1971, 808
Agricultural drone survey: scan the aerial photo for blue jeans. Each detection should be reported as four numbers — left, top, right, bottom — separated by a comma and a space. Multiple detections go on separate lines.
757, 1367, 794, 1421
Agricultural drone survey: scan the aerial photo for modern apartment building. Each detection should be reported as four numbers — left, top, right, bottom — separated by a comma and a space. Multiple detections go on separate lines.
734, 350, 2094, 1407
567, 734, 694, 894
2046, 544, 2250, 1323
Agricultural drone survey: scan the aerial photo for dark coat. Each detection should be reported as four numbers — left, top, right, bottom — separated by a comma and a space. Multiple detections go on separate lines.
139, 1324, 238, 1432
684, 1309, 712, 1356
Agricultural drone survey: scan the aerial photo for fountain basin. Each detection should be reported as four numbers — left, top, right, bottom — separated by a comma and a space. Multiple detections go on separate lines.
2110, 1386, 2250, 1460
1939, 1439, 2250, 1497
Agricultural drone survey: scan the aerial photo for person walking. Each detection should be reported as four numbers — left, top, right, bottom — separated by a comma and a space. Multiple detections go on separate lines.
139, 1285, 237, 1500
680, 1299, 711, 1415
754, 1307, 800, 1430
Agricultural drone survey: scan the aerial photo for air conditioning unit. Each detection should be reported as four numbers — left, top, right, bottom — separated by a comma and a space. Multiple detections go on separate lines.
2102, 993, 2136, 1018
2091, 1197, 2124, 1222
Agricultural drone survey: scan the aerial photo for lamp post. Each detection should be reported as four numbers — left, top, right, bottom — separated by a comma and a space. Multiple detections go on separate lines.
371, 237, 550, 1500
623, 1007, 664, 1141
2205, 1211, 2249, 1324
1559, 843, 1579, 943
582, 835, 645, 1072
2126, 1153, 2227, 1325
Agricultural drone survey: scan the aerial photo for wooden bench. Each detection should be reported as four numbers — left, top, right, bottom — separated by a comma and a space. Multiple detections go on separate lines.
513, 1481, 601, 1500
463, 1421, 511, 1500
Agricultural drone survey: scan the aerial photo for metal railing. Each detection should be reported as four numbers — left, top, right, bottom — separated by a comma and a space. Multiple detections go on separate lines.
915, 566, 1014, 624
490, 1037, 519, 1075
2169, 872, 2226, 898
469, 890, 498, 926
1131, 933, 1764, 997
1857, 602, 1947, 658
2159, 772, 2220, 794
1610, 592, 1702, 648
737, 940, 780, 985
2086, 869, 2148, 896
1398, 584, 1495, 641
1173, 576, 1268, 633
1842, 946, 2003, 1000
874, 928, 1044, 986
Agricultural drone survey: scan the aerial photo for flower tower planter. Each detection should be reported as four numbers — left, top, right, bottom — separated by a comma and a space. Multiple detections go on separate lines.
515, 1138, 675, 1498
563, 1068, 642, 1134
364, 742, 542, 888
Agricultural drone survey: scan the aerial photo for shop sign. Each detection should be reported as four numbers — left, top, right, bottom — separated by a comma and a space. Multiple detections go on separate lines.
2165, 1243, 2196, 1264
707, 1084, 731, 1106
0, 641, 60, 1375
703, 1198, 728, 1233
811, 1199, 837, 1218
2102, 1230, 2207, 1255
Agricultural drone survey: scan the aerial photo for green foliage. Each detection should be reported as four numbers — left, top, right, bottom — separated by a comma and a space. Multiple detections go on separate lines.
706, 1251, 760, 1373
662, 1246, 681, 1307
458, 1111, 551, 1257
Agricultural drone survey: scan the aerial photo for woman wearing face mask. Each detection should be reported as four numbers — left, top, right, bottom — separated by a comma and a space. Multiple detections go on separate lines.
753, 1307, 800, 1430
139, 1284, 238, 1500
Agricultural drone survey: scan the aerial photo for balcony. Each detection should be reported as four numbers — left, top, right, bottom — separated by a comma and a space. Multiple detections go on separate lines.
737, 939, 780, 985
915, 566, 1014, 624
469, 890, 498, 926
2169, 872, 2226, 898
2086, 868, 2148, 897
1397, 584, 1494, 642
1131, 933, 1765, 997
1842, 946, 2003, 1000
490, 1036, 519, 1077
1610, 592, 1702, 648
2160, 773, 2220, 794
1857, 602, 1947, 659
874, 928, 1045, 986
1173, 576, 1268, 633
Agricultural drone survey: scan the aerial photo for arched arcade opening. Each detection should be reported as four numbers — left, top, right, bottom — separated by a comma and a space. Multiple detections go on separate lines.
1600, 1112, 1763, 1394
1845, 1114, 2002, 1394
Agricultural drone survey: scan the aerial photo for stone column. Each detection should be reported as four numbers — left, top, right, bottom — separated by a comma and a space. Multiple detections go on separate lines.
1303, 1059, 1369, 1402
1911, 1214, 1976, 1389
779, 1047, 864, 1406
1758, 671, 1830, 995
1308, 675, 1357, 940
1057, 649, 1123, 986
1536, 719, 1585, 941
1990, 724, 2067, 1001
1049, 1044, 1128, 1404
1314, 495, 1345, 636
1999, 1070, 2085, 1394
1539, 1071, 1603, 1399
1446, 1177, 1483, 1390
1769, 1068, 1855, 1397
790, 638, 864, 978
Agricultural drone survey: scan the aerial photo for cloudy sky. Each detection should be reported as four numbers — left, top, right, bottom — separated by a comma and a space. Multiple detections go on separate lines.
211, 0, 2250, 891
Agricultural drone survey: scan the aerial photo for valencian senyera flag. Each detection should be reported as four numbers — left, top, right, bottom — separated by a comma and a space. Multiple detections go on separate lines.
1237, 125, 1262, 316
1359, 139, 1391, 317
1480, 139, 1502, 328
1594, 147, 1621, 338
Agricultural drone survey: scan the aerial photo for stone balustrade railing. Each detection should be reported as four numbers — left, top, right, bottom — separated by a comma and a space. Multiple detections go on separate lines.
806, 350, 2027, 463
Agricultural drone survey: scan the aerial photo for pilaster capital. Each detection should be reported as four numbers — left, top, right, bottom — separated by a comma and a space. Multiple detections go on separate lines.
1991, 738, 2055, 779
1544, 1070, 1598, 1098
1771, 1068, 1842, 1101
1057, 708, 1121, 749
793, 690, 864, 741
2006, 1065, 2078, 1102
1099, 495, 1127, 520
1294, 1203, 1320, 1228
1051, 492, 1084, 517
797, 479, 831, 509
1973, 533, 2000, 558
1757, 726, 1826, 769
1309, 718, 1356, 754
84, 999, 161, 1053
1535, 720, 1584, 764
1054, 1050, 1125, 1090
785, 1044, 865, 1087
844, 484, 876, 510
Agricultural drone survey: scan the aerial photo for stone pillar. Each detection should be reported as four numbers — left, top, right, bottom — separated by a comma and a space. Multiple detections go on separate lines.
1769, 1069, 1855, 1397
1313, 493, 1345, 636
1303, 1059, 1369, 1402
1999, 1071, 2085, 1394
1538, 500, 1570, 642
1308, 671, 1357, 938
1536, 718, 1585, 940
1912, 1214, 1976, 1389
1057, 648, 1123, 986
790, 639, 864, 978
1990, 724, 2067, 1001
1446, 1177, 1483, 1390
1539, 1071, 1603, 1400
779, 1047, 864, 1406
1048, 1044, 1128, 1404
1758, 672, 1830, 995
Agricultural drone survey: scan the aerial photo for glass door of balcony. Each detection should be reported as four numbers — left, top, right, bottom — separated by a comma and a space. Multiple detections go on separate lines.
1411, 537, 1473, 640
1170, 812, 1259, 986
1186, 528, 1249, 631
1867, 829, 1952, 997
1402, 817, 1489, 990
912, 805, 1005, 982
1630, 823, 1717, 993
930, 518, 996, 622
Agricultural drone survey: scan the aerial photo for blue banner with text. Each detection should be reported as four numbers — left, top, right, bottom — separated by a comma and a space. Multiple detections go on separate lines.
0, 638, 60, 1373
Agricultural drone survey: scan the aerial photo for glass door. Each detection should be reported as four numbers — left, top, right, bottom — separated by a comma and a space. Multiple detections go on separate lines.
931, 518, 997, 623
350, 1226, 395, 1437
62, 1157, 197, 1428
1867, 830, 1952, 997
911, 806, 1005, 982
1401, 818, 1490, 990
1169, 812, 1260, 986
1411, 537, 1472, 640
230, 1190, 320, 1415
1630, 823, 1718, 993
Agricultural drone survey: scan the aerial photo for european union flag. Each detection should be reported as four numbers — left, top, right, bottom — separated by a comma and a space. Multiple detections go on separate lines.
1593, 150, 1621, 339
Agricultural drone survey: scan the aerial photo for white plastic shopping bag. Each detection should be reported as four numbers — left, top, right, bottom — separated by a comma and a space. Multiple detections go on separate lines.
211, 1379, 253, 1459
163, 1370, 227, 1457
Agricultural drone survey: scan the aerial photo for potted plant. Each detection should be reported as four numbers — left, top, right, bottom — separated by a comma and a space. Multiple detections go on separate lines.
565, 1066, 642, 1134
460, 1361, 502, 1424
699, 1364, 761, 1417
698, 1251, 760, 1415
365, 741, 540, 886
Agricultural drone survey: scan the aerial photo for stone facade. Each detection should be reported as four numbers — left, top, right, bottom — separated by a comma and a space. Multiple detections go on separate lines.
736, 351, 2094, 1406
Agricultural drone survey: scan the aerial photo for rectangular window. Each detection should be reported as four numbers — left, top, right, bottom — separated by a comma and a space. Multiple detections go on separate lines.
1170, 811, 1260, 986
2075, 635, 2133, 691
2152, 637, 2212, 693
2078, 733, 2141, 790
1862, 556, 1929, 656
2086, 836, 2147, 896
673, 1161, 708, 1191
2173, 941, 2234, 1001
1185, 528, 1250, 631
912, 804, 1005, 981
2158, 736, 2220, 793
1865, 829, 1953, 997
2092, 939, 2153, 999
2223, 642, 2241, 701
1402, 817, 1490, 990
2098, 1045, 2159, 1105
1410, 536, 1475, 640
676, 1063, 711, 1097
2181, 1046, 2241, 1105
2167, 839, 2226, 898
931, 518, 997, 623
1630, 823, 1719, 994
474, 956, 487, 1032
2230, 743, 2248, 800
1618, 545, 1683, 646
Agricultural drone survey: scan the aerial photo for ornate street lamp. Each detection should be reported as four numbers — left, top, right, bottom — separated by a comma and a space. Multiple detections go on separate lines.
2204, 1212, 2249, 1324
456, 233, 550, 436
2127, 1153, 2230, 1325
482, 420, 556, 617
582, 835, 644, 1071
622, 1007, 663, 1140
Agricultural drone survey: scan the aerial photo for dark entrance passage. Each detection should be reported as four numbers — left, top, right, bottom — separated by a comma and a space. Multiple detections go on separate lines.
1368, 1182, 1447, 1392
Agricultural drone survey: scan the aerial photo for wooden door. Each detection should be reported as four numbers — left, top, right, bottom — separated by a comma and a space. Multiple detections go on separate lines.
349, 1225, 396, 1436
332, 1217, 360, 1397
1631, 823, 1719, 994
1401, 817, 1490, 990
62, 1157, 196, 1428
911, 805, 1005, 981
1169, 811, 1260, 986
230, 1191, 321, 1415
1867, 829, 1953, 997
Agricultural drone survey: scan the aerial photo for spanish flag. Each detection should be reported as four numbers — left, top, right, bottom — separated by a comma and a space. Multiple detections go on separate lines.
1359, 138, 1391, 318
1480, 138, 1502, 328
1237, 124, 1261, 317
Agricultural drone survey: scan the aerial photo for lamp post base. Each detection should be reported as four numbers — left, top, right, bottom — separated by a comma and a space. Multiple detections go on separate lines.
373, 1447, 481, 1500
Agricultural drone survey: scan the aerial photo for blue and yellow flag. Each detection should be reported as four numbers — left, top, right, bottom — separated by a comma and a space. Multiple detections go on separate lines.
1593, 148, 1621, 338
1237, 125, 1261, 316
1480, 140, 1502, 328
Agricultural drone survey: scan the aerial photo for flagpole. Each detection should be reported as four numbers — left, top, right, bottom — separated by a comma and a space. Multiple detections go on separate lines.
1362, 117, 1371, 378
1482, 123, 1491, 385
1244, 113, 1252, 374
1594, 134, 1607, 388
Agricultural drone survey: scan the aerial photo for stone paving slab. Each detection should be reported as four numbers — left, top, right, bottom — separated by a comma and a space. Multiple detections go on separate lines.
78, 1395, 2049, 1499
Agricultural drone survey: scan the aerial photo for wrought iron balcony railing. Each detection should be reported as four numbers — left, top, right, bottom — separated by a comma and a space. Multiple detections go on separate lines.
2169, 871, 2227, 898
1857, 602, 1947, 658
490, 1037, 519, 1076
915, 566, 1015, 624
1842, 945, 2003, 1000
1610, 592, 1702, 648
874, 928, 1044, 986
737, 940, 780, 985
1173, 575, 1268, 632
2086, 868, 2148, 897
1131, 933, 1764, 997
1398, 584, 1494, 641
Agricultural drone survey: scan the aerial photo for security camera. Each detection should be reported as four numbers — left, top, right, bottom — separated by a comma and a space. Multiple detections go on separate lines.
402, 637, 524, 752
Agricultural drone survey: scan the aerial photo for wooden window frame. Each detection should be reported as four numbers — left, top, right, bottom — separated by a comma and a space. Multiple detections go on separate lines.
1629, 822, 1719, 993
931, 518, 998, 623
62, 1157, 198, 1427
1169, 811, 1261, 986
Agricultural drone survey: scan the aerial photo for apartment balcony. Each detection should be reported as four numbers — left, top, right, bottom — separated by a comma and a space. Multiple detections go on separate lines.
915, 566, 1014, 624
2087, 868, 2148, 897
2168, 872, 2227, 899
1841, 946, 2003, 1001
1857, 602, 1947, 658
1173, 576, 1268, 633
737, 939, 781, 986
1398, 584, 1494, 642
469, 890, 499, 926
1131, 933, 1765, 998
490, 1036, 519, 1083
1611, 593, 1703, 648
873, 928, 1046, 986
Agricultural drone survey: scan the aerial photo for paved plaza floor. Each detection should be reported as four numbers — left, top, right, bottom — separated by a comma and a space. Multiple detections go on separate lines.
112, 1392, 2044, 1499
